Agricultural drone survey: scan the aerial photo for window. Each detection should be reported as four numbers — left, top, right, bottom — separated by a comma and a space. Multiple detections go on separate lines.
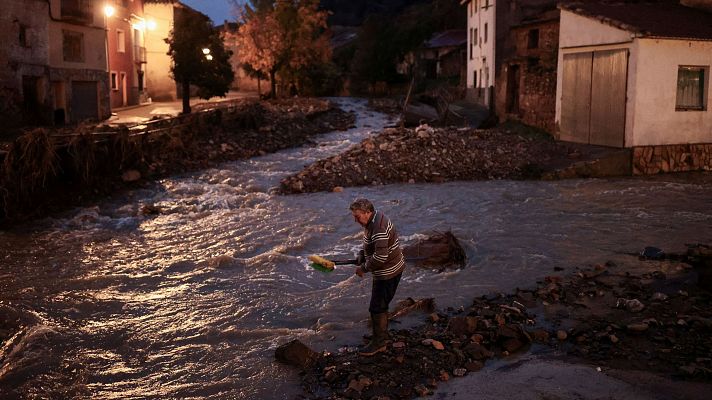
479, 69, 482, 87
475, 0, 478, 13
117, 29, 126, 53
528, 29, 540, 49
19, 25, 29, 47
62, 30, 84, 62
473, 70, 477, 88
475, 28, 478, 48
676, 66, 707, 110
110, 72, 118, 90
484, 23, 488, 43
469, 28, 473, 59
61, 0, 93, 23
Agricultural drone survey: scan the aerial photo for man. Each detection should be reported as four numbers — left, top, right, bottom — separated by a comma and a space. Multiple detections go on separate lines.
350, 198, 405, 356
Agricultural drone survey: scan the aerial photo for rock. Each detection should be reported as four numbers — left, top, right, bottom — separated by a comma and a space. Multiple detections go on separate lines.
447, 316, 478, 336
502, 338, 525, 353
439, 370, 450, 381
274, 339, 320, 368
429, 313, 440, 322
609, 334, 619, 344
121, 169, 141, 182
332, 186, 344, 193
470, 334, 484, 344
463, 343, 494, 360
421, 338, 445, 350
413, 385, 431, 397
626, 323, 649, 333
617, 298, 645, 312
651, 292, 668, 301
392, 341, 406, 350
529, 329, 550, 343
464, 361, 484, 372
453, 368, 467, 377
557, 330, 568, 341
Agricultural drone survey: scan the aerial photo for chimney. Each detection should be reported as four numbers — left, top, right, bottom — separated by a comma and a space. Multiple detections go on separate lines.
680, 0, 712, 13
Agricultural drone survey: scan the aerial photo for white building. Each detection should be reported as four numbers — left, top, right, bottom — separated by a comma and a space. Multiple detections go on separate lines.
556, 1, 712, 173
462, 0, 496, 108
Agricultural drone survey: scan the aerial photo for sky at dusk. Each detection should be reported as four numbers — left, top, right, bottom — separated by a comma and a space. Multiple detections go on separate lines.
180, 0, 243, 24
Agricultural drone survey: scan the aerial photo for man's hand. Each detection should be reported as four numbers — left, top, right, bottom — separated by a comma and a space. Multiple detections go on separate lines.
355, 266, 364, 278
356, 250, 366, 266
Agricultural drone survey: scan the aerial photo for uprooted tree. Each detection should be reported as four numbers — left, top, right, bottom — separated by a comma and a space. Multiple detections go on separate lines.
166, 7, 234, 114
235, 0, 331, 98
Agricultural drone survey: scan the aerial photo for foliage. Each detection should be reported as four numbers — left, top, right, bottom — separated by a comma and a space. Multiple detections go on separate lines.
348, 0, 465, 93
166, 8, 234, 113
235, 0, 331, 97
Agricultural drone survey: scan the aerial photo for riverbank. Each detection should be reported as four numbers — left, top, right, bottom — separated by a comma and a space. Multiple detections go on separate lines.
278, 123, 629, 194
0, 98, 355, 225
293, 245, 712, 399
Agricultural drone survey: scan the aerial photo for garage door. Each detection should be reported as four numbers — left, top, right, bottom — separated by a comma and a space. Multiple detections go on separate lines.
560, 49, 628, 147
71, 81, 98, 121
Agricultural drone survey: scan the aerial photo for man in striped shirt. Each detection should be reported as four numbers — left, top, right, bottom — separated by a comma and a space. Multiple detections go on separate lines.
350, 198, 405, 356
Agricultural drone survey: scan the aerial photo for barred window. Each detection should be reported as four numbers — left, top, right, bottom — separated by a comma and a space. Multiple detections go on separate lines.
676, 66, 706, 111
63, 30, 84, 62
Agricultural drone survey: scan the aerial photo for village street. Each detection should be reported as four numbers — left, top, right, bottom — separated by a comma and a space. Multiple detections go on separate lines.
1, 99, 711, 399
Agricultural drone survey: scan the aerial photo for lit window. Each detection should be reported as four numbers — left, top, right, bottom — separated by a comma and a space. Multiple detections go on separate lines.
676, 66, 707, 111
117, 29, 125, 53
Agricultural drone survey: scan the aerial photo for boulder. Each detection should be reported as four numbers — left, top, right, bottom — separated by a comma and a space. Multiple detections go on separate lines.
275, 339, 320, 368
402, 231, 466, 271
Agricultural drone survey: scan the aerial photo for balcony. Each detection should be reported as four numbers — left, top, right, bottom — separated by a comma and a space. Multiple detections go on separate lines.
134, 46, 147, 64
61, 0, 93, 24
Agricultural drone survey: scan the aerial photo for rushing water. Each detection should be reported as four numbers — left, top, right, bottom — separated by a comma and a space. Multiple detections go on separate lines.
1, 98, 711, 399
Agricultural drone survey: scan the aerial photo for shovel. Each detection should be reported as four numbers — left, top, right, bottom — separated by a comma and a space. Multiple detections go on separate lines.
307, 255, 358, 273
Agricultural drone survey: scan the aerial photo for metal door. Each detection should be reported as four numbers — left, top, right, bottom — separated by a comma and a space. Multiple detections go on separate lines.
590, 49, 628, 147
560, 52, 593, 144
71, 80, 98, 121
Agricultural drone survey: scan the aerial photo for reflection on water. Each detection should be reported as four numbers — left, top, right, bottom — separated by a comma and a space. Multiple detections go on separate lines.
1, 98, 711, 398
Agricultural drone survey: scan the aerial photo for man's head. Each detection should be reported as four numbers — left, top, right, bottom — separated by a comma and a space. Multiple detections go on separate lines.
350, 198, 374, 227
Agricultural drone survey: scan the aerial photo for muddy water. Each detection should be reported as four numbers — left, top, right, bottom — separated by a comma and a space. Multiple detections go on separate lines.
1, 98, 711, 399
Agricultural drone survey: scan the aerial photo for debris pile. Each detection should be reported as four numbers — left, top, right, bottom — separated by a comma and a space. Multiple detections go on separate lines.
280, 124, 582, 194
285, 244, 712, 398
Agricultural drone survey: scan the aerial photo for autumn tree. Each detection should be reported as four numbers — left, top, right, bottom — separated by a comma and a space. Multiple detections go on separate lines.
235, 0, 331, 98
166, 7, 234, 114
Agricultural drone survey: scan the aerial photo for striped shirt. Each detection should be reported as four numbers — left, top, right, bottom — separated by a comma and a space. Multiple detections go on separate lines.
362, 210, 405, 280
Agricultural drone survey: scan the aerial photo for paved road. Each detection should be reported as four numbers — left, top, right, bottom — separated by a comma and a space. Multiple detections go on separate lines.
108, 90, 258, 125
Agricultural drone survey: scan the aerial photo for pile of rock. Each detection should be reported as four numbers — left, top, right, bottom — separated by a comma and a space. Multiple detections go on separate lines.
281, 244, 712, 398
279, 124, 581, 194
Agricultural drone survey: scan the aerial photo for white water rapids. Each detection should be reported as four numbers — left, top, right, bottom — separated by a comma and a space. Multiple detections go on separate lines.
1, 98, 711, 399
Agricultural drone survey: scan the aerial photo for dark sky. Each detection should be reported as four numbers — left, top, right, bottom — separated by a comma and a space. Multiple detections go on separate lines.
181, 0, 242, 24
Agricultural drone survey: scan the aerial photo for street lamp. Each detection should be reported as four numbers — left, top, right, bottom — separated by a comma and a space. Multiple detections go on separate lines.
104, 4, 116, 18
202, 48, 211, 55
206, 54, 213, 61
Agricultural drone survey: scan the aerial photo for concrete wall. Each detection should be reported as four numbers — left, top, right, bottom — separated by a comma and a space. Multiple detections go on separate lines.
144, 2, 177, 101
555, 10, 635, 144
465, 0, 496, 107
630, 38, 712, 146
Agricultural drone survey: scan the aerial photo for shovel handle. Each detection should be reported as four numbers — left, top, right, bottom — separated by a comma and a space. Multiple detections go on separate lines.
332, 259, 359, 266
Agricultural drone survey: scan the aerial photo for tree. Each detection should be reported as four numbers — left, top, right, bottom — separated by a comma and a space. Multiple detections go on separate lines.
236, 0, 331, 98
166, 8, 234, 114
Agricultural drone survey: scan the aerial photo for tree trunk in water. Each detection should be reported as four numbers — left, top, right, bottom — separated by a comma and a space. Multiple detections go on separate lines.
269, 70, 277, 99
181, 80, 191, 114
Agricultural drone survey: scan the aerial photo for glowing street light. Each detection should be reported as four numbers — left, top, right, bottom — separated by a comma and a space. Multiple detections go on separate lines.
202, 48, 211, 55
146, 19, 157, 31
206, 54, 213, 61
104, 4, 116, 18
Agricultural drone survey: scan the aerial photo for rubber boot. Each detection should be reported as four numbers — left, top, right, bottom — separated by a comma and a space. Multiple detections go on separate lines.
359, 313, 389, 356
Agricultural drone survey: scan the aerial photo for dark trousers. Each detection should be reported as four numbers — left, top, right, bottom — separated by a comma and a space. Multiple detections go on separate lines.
369, 273, 402, 314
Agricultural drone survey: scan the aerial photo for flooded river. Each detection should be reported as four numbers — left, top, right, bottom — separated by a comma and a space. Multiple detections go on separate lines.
1, 98, 711, 399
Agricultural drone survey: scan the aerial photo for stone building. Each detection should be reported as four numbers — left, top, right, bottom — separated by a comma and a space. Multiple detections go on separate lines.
0, 0, 111, 126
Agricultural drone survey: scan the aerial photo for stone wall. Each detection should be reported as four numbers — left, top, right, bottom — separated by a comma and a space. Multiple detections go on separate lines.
633, 144, 712, 175
496, 19, 559, 133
